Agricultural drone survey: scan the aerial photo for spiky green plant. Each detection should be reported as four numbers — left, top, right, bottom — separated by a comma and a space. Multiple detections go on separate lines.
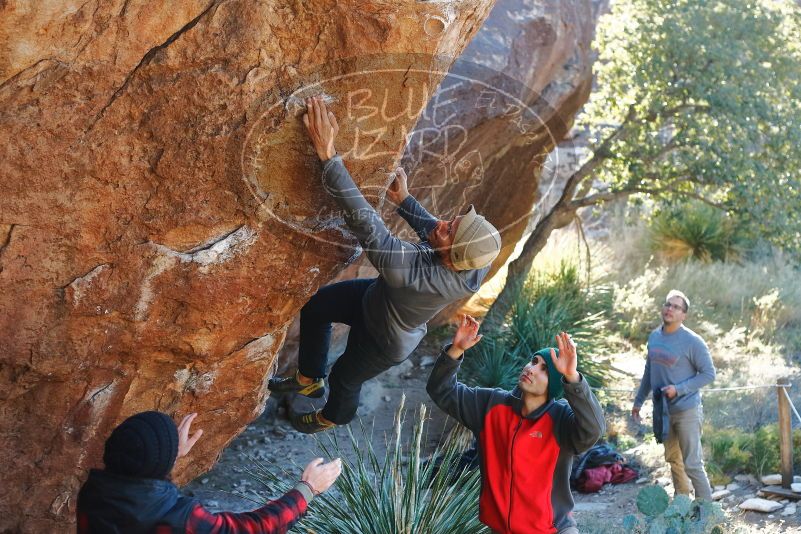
300, 398, 489, 534
462, 337, 528, 390
506, 262, 615, 388
649, 202, 742, 264
463, 262, 615, 392
242, 397, 489, 534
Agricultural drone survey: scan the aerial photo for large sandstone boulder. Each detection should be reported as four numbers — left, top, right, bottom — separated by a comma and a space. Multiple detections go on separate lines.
275, 0, 595, 369
0, 1, 496, 530
401, 0, 595, 320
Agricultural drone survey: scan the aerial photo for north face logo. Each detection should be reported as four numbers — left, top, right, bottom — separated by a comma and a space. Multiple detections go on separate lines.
529, 431, 542, 438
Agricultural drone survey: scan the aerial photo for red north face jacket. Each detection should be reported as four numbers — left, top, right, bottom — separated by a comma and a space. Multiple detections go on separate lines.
427, 348, 605, 534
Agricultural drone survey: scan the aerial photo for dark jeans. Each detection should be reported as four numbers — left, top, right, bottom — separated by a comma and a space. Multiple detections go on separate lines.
298, 279, 394, 425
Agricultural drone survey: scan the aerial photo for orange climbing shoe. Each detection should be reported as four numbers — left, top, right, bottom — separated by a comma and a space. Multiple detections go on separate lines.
291, 410, 337, 434
268, 371, 325, 398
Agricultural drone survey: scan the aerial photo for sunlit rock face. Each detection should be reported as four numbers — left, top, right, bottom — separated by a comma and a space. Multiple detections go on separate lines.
0, 1, 496, 530
272, 0, 595, 368
405, 0, 596, 280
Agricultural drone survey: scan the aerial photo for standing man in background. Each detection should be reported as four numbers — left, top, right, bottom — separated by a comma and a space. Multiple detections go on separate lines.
632, 289, 716, 500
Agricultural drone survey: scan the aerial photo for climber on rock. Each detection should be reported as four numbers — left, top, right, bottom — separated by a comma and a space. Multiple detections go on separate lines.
268, 95, 501, 433
427, 319, 606, 534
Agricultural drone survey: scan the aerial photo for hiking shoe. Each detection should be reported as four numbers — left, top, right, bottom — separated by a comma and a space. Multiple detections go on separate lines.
268, 371, 325, 398
291, 410, 337, 434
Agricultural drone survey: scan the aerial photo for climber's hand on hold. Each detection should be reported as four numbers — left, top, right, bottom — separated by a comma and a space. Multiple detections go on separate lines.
387, 167, 410, 205
303, 96, 339, 162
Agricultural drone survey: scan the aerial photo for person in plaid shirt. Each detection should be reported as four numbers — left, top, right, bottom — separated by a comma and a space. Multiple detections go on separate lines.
77, 411, 341, 533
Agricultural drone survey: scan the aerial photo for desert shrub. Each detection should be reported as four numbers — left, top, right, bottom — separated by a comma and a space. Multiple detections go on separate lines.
649, 202, 743, 264
703, 428, 752, 485
468, 261, 615, 391
750, 288, 785, 341
703, 424, 801, 481
607, 247, 801, 352
611, 262, 666, 343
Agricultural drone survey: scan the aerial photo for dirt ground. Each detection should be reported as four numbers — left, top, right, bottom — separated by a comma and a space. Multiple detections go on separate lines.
184, 331, 801, 533
183, 330, 457, 515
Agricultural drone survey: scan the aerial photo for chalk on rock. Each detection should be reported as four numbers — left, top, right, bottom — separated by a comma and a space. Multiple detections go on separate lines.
739, 498, 783, 513
285, 93, 336, 116
761, 474, 782, 485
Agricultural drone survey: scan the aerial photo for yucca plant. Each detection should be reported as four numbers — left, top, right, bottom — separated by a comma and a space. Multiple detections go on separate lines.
649, 202, 742, 263
462, 262, 614, 391
462, 337, 528, 390
241, 397, 489, 534
506, 262, 615, 388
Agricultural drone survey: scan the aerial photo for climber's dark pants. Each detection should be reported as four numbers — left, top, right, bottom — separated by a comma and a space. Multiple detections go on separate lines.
298, 278, 394, 425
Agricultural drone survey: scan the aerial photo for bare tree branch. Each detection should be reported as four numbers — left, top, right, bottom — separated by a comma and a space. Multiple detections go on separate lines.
662, 103, 712, 118
574, 214, 592, 287
563, 104, 641, 202
571, 181, 724, 210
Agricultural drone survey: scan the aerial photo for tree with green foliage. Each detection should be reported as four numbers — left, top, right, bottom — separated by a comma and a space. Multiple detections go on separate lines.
485, 0, 801, 326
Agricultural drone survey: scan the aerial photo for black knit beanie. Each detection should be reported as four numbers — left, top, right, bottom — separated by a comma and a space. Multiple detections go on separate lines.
103, 411, 179, 479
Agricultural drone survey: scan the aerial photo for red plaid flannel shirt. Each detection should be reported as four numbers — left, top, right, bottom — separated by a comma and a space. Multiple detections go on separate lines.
77, 488, 309, 534
184, 489, 308, 534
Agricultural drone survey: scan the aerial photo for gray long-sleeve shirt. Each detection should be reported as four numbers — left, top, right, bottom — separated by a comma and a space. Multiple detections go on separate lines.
633, 325, 716, 415
321, 156, 490, 360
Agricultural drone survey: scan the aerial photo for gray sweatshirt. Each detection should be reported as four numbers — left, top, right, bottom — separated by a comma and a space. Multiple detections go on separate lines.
321, 156, 490, 361
633, 325, 716, 415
